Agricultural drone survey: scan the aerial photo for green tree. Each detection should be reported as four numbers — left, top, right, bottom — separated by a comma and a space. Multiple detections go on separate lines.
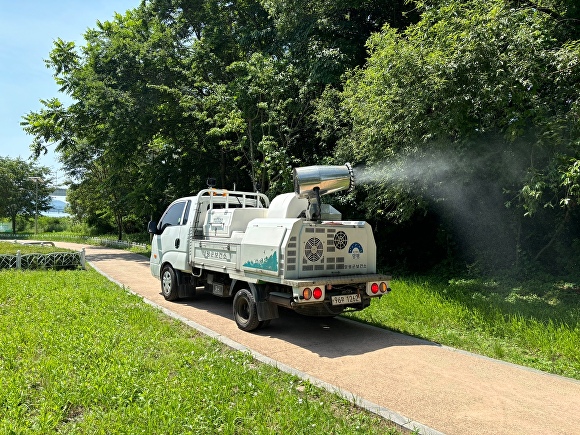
0, 157, 52, 234
22, 7, 207, 237
262, 0, 418, 86
21, 0, 421, 240
321, 0, 580, 270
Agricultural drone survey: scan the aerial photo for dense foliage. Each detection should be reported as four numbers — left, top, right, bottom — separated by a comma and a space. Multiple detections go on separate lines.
21, 0, 580, 274
320, 0, 580, 272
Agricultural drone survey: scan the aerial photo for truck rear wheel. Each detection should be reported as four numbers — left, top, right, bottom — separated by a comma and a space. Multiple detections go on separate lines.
233, 289, 260, 331
161, 265, 179, 301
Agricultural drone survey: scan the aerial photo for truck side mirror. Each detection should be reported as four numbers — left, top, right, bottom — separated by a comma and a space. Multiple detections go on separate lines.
147, 220, 159, 235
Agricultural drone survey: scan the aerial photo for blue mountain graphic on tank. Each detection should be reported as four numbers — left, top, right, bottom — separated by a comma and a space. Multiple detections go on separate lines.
243, 251, 278, 272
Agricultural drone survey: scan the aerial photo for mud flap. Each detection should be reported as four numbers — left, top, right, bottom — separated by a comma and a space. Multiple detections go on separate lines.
176, 272, 196, 298
178, 283, 195, 298
230, 281, 279, 321
257, 300, 279, 321
243, 282, 279, 321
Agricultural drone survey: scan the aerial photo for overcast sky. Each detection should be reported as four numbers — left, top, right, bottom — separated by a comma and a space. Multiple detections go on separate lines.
0, 0, 140, 184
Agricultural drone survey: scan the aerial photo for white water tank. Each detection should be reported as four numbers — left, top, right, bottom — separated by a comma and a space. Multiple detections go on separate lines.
267, 193, 308, 218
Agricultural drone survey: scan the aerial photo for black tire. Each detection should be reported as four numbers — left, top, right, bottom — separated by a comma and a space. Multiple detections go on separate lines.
233, 289, 260, 331
161, 264, 179, 301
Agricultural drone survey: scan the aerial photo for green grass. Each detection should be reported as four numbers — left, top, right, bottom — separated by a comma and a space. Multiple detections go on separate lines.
345, 277, 580, 379
3, 239, 579, 382
9, 233, 153, 257
0, 241, 73, 255
0, 269, 402, 434
47, 232, 152, 257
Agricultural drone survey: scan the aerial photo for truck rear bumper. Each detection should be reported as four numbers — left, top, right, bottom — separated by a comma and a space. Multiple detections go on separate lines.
280, 273, 391, 287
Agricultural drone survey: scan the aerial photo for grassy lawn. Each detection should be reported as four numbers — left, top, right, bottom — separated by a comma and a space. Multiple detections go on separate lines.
0, 268, 402, 434
0, 240, 73, 255
345, 276, 580, 380
4, 239, 579, 380
2, 239, 579, 434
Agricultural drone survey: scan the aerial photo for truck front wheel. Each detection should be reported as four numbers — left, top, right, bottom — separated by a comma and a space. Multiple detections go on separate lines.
233, 289, 260, 331
161, 265, 179, 301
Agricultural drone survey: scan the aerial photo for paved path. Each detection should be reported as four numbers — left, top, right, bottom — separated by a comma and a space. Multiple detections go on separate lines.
58, 242, 580, 435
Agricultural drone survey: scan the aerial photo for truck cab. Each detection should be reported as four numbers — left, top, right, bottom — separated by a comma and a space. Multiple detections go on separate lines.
149, 190, 270, 301
149, 198, 192, 280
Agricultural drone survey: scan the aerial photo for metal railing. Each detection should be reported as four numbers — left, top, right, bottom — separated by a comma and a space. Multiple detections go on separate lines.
82, 236, 148, 250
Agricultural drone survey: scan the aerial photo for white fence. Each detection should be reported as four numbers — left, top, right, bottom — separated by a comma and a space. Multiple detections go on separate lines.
0, 249, 86, 270
0, 234, 149, 250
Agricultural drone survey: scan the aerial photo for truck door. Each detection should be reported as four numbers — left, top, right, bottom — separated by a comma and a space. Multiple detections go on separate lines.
151, 200, 192, 277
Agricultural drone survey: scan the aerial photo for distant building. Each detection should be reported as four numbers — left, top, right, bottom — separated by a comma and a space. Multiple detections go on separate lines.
52, 188, 67, 196
46, 188, 69, 217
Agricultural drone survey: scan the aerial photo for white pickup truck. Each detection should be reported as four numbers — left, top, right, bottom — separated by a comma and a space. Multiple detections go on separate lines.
148, 163, 391, 331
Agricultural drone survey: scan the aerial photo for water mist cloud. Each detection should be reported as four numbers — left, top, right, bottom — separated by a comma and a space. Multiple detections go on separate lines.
353, 151, 454, 190
351, 147, 523, 269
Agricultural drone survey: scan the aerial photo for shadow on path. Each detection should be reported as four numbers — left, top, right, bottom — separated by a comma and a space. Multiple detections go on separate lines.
174, 291, 439, 359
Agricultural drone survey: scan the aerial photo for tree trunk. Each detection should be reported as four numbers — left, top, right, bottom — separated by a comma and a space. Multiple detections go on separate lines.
220, 147, 226, 188
247, 118, 257, 191
116, 213, 123, 241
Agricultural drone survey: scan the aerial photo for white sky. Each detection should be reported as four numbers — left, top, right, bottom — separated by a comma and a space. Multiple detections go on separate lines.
0, 0, 141, 183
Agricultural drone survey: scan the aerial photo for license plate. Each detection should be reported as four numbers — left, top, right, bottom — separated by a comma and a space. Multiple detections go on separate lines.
331, 294, 361, 306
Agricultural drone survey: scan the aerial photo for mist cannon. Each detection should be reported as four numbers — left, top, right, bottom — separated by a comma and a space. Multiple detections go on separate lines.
293, 163, 354, 220
293, 163, 354, 199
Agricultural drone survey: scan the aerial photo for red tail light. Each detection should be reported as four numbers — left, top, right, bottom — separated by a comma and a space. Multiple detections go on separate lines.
313, 287, 323, 299
371, 283, 379, 294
